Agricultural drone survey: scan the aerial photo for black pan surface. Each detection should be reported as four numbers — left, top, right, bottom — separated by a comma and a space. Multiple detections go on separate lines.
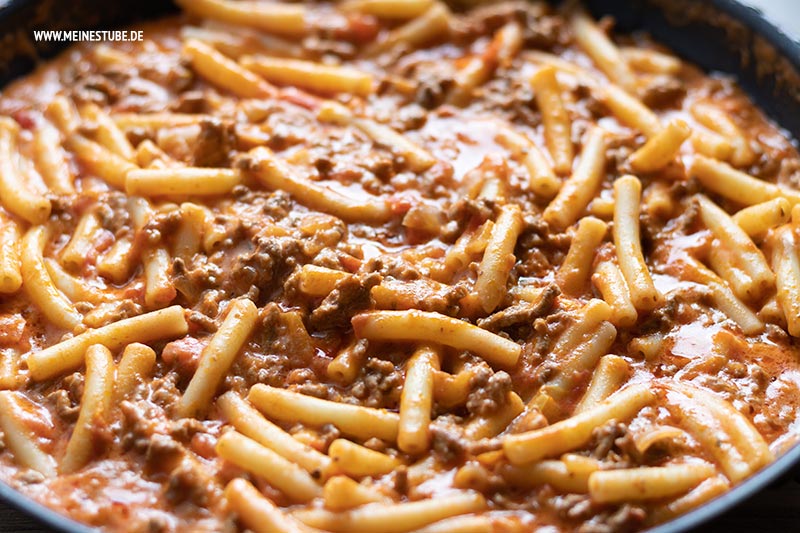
0, 1, 797, 531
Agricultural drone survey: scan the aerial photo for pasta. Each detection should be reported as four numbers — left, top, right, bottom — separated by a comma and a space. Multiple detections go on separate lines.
0, 2, 797, 532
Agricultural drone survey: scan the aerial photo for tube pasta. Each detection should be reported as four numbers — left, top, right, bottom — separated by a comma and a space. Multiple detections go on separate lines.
293, 491, 486, 533
650, 475, 730, 524
65, 133, 137, 190
550, 299, 612, 356
592, 260, 637, 327
113, 343, 156, 404
21, 226, 82, 330
113, 112, 210, 131
556, 216, 606, 296
0, 118, 51, 224
0, 349, 21, 390
244, 146, 392, 223
27, 305, 188, 381
328, 438, 401, 477
364, 3, 451, 57
178, 298, 258, 418
733, 197, 791, 239
173, 203, 209, 260
224, 478, 310, 533
690, 154, 800, 206
449, 22, 522, 106
217, 431, 322, 502
182, 39, 276, 98
352, 310, 521, 368
32, 121, 74, 195
176, 0, 307, 36
296, 265, 352, 297
357, 121, 436, 174
682, 257, 764, 335
78, 103, 135, 160
218, 391, 333, 478
598, 84, 661, 138
60, 211, 102, 272
249, 384, 400, 442
620, 46, 681, 74
474, 204, 523, 313
543, 127, 607, 231
697, 194, 774, 297
45, 96, 80, 134
126, 168, 243, 197
323, 476, 388, 511
589, 463, 716, 503
666, 391, 749, 480
504, 383, 656, 464
570, 9, 636, 93
143, 247, 176, 309
531, 65, 573, 174
44, 258, 105, 304
773, 225, 800, 336
691, 128, 735, 161
464, 391, 524, 440
665, 383, 772, 482
0, 214, 22, 293
339, 0, 434, 19
327, 338, 368, 384
242, 55, 374, 96
691, 101, 756, 167
574, 354, 632, 414
500, 458, 597, 493
410, 515, 492, 533
495, 126, 560, 198
61, 345, 114, 474
628, 119, 690, 172
613, 175, 661, 311
532, 321, 617, 419
0, 391, 57, 477
399, 345, 439, 454
96, 236, 135, 285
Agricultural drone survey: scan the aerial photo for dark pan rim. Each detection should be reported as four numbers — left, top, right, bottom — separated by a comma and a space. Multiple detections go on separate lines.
0, 1, 799, 532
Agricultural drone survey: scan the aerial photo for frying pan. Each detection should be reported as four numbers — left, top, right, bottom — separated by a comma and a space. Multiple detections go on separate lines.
0, 0, 798, 531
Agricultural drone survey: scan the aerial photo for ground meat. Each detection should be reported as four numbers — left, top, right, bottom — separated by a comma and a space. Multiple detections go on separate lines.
429, 417, 468, 463
578, 505, 647, 533
350, 357, 402, 407
191, 118, 236, 167
150, 374, 182, 410
225, 236, 305, 302
169, 418, 208, 443
640, 75, 686, 109
309, 272, 382, 330
467, 369, 513, 416
169, 90, 213, 114
477, 285, 559, 331
48, 389, 80, 422
173, 256, 221, 304
588, 421, 635, 464
70, 72, 124, 105
165, 456, 212, 506
368, 256, 423, 281
372, 278, 468, 316
145, 433, 184, 473
551, 494, 596, 521
415, 75, 455, 109
142, 209, 182, 247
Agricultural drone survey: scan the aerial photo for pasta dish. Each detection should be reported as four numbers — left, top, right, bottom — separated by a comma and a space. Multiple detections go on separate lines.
0, 0, 798, 531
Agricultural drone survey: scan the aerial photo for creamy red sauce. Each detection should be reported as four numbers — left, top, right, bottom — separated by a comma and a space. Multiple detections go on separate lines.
0, 2, 798, 532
